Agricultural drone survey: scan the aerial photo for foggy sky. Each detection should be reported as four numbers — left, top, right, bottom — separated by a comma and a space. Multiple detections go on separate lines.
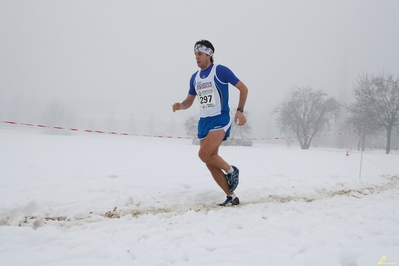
1, 0, 399, 136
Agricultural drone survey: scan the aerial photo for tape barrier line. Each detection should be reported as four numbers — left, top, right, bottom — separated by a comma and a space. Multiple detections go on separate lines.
2, 120, 192, 139
2, 120, 361, 141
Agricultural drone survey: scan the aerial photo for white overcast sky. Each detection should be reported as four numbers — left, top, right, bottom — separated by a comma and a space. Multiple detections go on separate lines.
1, 0, 398, 132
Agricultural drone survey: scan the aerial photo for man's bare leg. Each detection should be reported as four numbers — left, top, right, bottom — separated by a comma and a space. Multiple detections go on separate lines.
199, 129, 231, 195
206, 162, 231, 195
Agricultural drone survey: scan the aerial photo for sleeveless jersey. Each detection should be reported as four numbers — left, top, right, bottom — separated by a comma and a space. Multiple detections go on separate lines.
189, 64, 240, 118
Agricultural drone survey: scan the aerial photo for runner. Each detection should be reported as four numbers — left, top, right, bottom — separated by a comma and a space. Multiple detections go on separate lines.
172, 40, 249, 206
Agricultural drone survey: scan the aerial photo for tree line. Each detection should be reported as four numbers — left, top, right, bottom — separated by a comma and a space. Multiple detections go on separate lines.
184, 73, 399, 154
275, 73, 399, 153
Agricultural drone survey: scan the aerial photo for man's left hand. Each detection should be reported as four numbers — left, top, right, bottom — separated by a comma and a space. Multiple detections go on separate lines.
234, 111, 246, 126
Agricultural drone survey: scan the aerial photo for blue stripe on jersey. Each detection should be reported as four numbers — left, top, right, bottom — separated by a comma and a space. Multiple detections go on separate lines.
214, 77, 228, 114
188, 64, 240, 95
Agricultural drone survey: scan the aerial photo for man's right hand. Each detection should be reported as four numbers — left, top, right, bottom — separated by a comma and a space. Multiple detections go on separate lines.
172, 102, 183, 112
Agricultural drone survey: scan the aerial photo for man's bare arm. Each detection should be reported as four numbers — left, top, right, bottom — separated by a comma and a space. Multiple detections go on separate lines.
172, 94, 196, 112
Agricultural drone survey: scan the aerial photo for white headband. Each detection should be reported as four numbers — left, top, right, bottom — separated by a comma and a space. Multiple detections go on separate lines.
194, 44, 214, 57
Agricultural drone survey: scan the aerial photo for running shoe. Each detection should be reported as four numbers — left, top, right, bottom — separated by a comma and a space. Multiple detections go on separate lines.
225, 166, 239, 192
218, 196, 240, 206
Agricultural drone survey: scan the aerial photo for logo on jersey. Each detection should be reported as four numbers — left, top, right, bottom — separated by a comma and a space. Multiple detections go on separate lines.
196, 81, 212, 91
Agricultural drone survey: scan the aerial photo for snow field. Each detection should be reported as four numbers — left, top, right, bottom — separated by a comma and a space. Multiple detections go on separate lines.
0, 129, 398, 266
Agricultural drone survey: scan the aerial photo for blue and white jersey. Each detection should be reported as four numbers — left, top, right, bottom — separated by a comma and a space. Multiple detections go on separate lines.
189, 64, 240, 118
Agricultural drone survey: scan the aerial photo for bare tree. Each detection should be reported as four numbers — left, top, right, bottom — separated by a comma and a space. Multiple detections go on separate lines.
272, 87, 340, 149
184, 115, 199, 143
128, 113, 136, 134
42, 100, 75, 134
346, 101, 379, 151
107, 112, 117, 132
348, 73, 399, 154
225, 111, 252, 146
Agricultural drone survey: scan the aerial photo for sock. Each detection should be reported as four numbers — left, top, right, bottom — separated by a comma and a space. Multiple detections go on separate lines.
228, 193, 236, 199
226, 166, 234, 174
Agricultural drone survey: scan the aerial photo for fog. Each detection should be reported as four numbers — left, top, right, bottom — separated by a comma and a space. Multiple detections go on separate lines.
1, 0, 398, 137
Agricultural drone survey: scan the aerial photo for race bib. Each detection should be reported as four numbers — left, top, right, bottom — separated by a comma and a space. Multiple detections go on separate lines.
197, 82, 216, 109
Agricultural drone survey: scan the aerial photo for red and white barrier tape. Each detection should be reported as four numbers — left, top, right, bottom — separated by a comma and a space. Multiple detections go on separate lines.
2, 120, 361, 141
2, 120, 191, 139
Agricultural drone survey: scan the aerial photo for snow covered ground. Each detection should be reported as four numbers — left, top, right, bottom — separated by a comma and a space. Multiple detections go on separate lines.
1, 128, 398, 266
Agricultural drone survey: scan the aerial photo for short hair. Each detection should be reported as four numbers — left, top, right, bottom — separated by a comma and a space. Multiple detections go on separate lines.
194, 40, 215, 63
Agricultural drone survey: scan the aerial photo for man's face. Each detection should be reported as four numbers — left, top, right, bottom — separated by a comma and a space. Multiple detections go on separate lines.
195, 51, 211, 70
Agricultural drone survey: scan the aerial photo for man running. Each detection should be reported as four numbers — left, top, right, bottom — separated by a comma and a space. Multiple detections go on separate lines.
172, 40, 248, 206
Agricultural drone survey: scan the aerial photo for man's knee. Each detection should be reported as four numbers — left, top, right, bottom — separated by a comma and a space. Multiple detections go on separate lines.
198, 131, 224, 163
198, 149, 212, 163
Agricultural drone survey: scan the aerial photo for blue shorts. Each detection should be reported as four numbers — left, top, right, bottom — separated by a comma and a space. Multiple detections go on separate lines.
197, 114, 231, 141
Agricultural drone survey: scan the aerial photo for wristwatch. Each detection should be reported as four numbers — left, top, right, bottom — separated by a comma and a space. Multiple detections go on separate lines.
236, 108, 244, 112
